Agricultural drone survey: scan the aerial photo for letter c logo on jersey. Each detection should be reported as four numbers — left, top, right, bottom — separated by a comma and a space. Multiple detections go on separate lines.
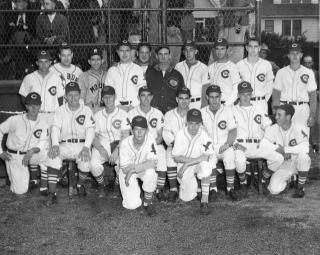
221, 70, 229, 79
149, 118, 158, 128
48, 86, 56, 96
131, 75, 138, 85
300, 74, 309, 84
257, 73, 265, 82
289, 139, 297, 146
76, 115, 86, 125
112, 119, 122, 129
33, 129, 42, 139
254, 114, 261, 124
218, 120, 227, 130
167, 77, 179, 88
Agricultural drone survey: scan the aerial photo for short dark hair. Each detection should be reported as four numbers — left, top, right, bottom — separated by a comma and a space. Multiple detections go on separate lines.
276, 104, 295, 118
137, 42, 151, 52
246, 37, 260, 46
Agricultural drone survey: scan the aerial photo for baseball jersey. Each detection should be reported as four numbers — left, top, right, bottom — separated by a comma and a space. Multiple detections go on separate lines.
94, 107, 130, 146
175, 60, 209, 98
232, 104, 271, 140
50, 63, 83, 88
128, 106, 164, 139
51, 102, 95, 148
120, 133, 158, 169
274, 65, 317, 102
104, 62, 146, 106
236, 58, 274, 99
78, 69, 107, 107
162, 108, 187, 146
19, 70, 64, 112
201, 105, 236, 145
0, 114, 49, 154
208, 60, 241, 105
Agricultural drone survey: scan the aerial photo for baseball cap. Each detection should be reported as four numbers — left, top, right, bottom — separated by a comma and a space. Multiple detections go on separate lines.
137, 42, 151, 52
25, 92, 42, 105
37, 50, 51, 60
183, 40, 196, 49
238, 81, 253, 94
176, 87, 191, 98
89, 48, 103, 59
101, 86, 115, 98
214, 38, 228, 47
65, 82, 81, 94
156, 44, 170, 54
288, 43, 302, 53
59, 42, 72, 52
187, 109, 202, 123
131, 115, 148, 129
138, 86, 152, 96
117, 40, 132, 49
206, 85, 221, 95
275, 104, 295, 117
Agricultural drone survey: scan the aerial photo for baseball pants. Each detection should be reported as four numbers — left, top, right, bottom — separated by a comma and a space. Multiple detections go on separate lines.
291, 104, 310, 136
156, 144, 166, 172
214, 145, 236, 170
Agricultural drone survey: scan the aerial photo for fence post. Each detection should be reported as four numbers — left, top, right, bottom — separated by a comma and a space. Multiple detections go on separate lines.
255, 0, 261, 41
161, 0, 167, 44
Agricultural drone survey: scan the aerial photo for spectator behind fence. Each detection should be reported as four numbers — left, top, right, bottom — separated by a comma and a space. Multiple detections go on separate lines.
36, 0, 69, 44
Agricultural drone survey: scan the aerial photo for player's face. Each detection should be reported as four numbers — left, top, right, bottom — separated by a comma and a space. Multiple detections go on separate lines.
132, 126, 147, 143
288, 51, 303, 65
183, 46, 197, 62
130, 49, 137, 62
139, 91, 153, 107
66, 91, 80, 107
59, 49, 73, 67
187, 121, 201, 136
117, 46, 131, 63
239, 92, 252, 106
88, 55, 102, 71
215, 46, 227, 60
102, 94, 115, 109
246, 41, 260, 58
157, 48, 170, 64
302, 56, 313, 69
37, 59, 51, 72
138, 46, 151, 64
275, 109, 290, 127
207, 92, 221, 110
259, 50, 268, 59
26, 104, 41, 117
176, 94, 190, 110
44, 0, 55, 10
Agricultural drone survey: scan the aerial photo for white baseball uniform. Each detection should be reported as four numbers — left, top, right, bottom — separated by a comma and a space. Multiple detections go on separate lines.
90, 107, 130, 176
172, 127, 216, 202
207, 60, 241, 106
274, 65, 317, 133
119, 133, 158, 209
175, 61, 209, 109
237, 58, 274, 113
0, 114, 49, 194
262, 123, 310, 195
104, 62, 146, 107
201, 105, 236, 170
50, 63, 83, 88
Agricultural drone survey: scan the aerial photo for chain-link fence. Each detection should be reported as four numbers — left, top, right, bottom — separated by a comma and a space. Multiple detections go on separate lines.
0, 0, 257, 80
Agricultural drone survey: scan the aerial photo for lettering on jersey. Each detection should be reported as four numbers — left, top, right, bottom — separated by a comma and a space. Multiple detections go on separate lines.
167, 77, 179, 88
48, 86, 56, 96
289, 139, 297, 146
131, 75, 138, 85
300, 74, 309, 84
89, 83, 103, 94
67, 73, 78, 82
33, 129, 42, 139
221, 70, 229, 79
151, 143, 157, 155
254, 114, 261, 124
218, 120, 227, 130
126, 118, 131, 127
301, 130, 308, 138
257, 73, 265, 82
112, 119, 122, 129
149, 118, 158, 128
203, 141, 212, 152
76, 115, 86, 125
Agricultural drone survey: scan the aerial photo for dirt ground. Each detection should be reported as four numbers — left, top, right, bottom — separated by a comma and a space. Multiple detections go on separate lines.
0, 154, 320, 255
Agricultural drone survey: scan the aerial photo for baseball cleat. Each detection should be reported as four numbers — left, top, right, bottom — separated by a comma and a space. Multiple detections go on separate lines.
228, 188, 239, 201
167, 191, 178, 203
44, 193, 57, 207
39, 189, 49, 196
292, 187, 305, 198
97, 185, 107, 198
155, 189, 166, 202
262, 182, 270, 196
143, 203, 157, 217
240, 184, 248, 198
209, 189, 218, 202
200, 203, 210, 215
77, 185, 87, 197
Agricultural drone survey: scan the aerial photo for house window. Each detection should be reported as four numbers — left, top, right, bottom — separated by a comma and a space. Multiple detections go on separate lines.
265, 20, 274, 33
302, 0, 311, 3
291, 0, 301, 3
281, 0, 290, 3
282, 20, 291, 36
292, 20, 302, 36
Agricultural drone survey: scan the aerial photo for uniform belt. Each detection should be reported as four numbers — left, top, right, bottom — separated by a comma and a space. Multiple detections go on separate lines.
120, 101, 132, 106
39, 110, 54, 113
61, 139, 85, 143
237, 139, 260, 143
280, 100, 309, 105
7, 148, 27, 155
251, 96, 265, 101
221, 100, 226, 104
190, 97, 201, 103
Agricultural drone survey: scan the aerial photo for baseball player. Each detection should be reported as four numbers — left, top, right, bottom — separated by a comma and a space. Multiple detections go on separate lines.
0, 93, 49, 195
104, 40, 146, 111
272, 43, 317, 136
236, 37, 274, 114
128, 86, 166, 200
232, 81, 283, 187
162, 87, 191, 202
119, 116, 158, 216
201, 85, 239, 201
45, 82, 95, 206
206, 38, 241, 107
175, 40, 209, 109
90, 86, 130, 196
260, 104, 310, 198
172, 109, 216, 215
78, 48, 107, 113
50, 43, 83, 89
136, 42, 152, 76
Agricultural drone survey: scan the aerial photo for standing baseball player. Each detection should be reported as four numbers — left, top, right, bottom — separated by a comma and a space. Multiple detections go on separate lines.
104, 40, 146, 111
136, 42, 152, 76
272, 43, 317, 136
119, 116, 158, 216
175, 40, 209, 109
0, 93, 49, 195
232, 81, 283, 187
201, 85, 239, 201
45, 82, 95, 206
236, 37, 274, 113
128, 86, 166, 200
78, 48, 107, 113
162, 87, 191, 202
206, 38, 241, 107
172, 109, 216, 215
90, 86, 130, 196
260, 104, 310, 198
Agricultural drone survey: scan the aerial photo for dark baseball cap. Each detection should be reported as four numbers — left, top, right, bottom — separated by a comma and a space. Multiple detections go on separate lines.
25, 92, 42, 105
156, 44, 170, 54
206, 85, 221, 95
37, 50, 51, 60
131, 115, 148, 129
183, 40, 197, 49
288, 43, 302, 53
275, 104, 295, 117
214, 38, 228, 47
187, 109, 202, 123
138, 86, 152, 96
117, 40, 132, 49
101, 86, 115, 98
238, 81, 253, 94
176, 87, 191, 98
65, 82, 81, 94
59, 42, 72, 52
89, 48, 103, 59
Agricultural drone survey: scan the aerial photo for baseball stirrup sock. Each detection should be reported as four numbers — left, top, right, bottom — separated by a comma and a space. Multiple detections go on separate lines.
238, 172, 247, 185
78, 171, 88, 186
156, 171, 166, 190
40, 168, 48, 189
201, 182, 210, 203
167, 167, 178, 191
29, 164, 39, 183
197, 179, 201, 193
95, 174, 105, 185
298, 171, 308, 188
144, 192, 153, 206
47, 167, 59, 193
262, 168, 273, 182
225, 169, 235, 190
209, 168, 217, 191
115, 175, 119, 185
